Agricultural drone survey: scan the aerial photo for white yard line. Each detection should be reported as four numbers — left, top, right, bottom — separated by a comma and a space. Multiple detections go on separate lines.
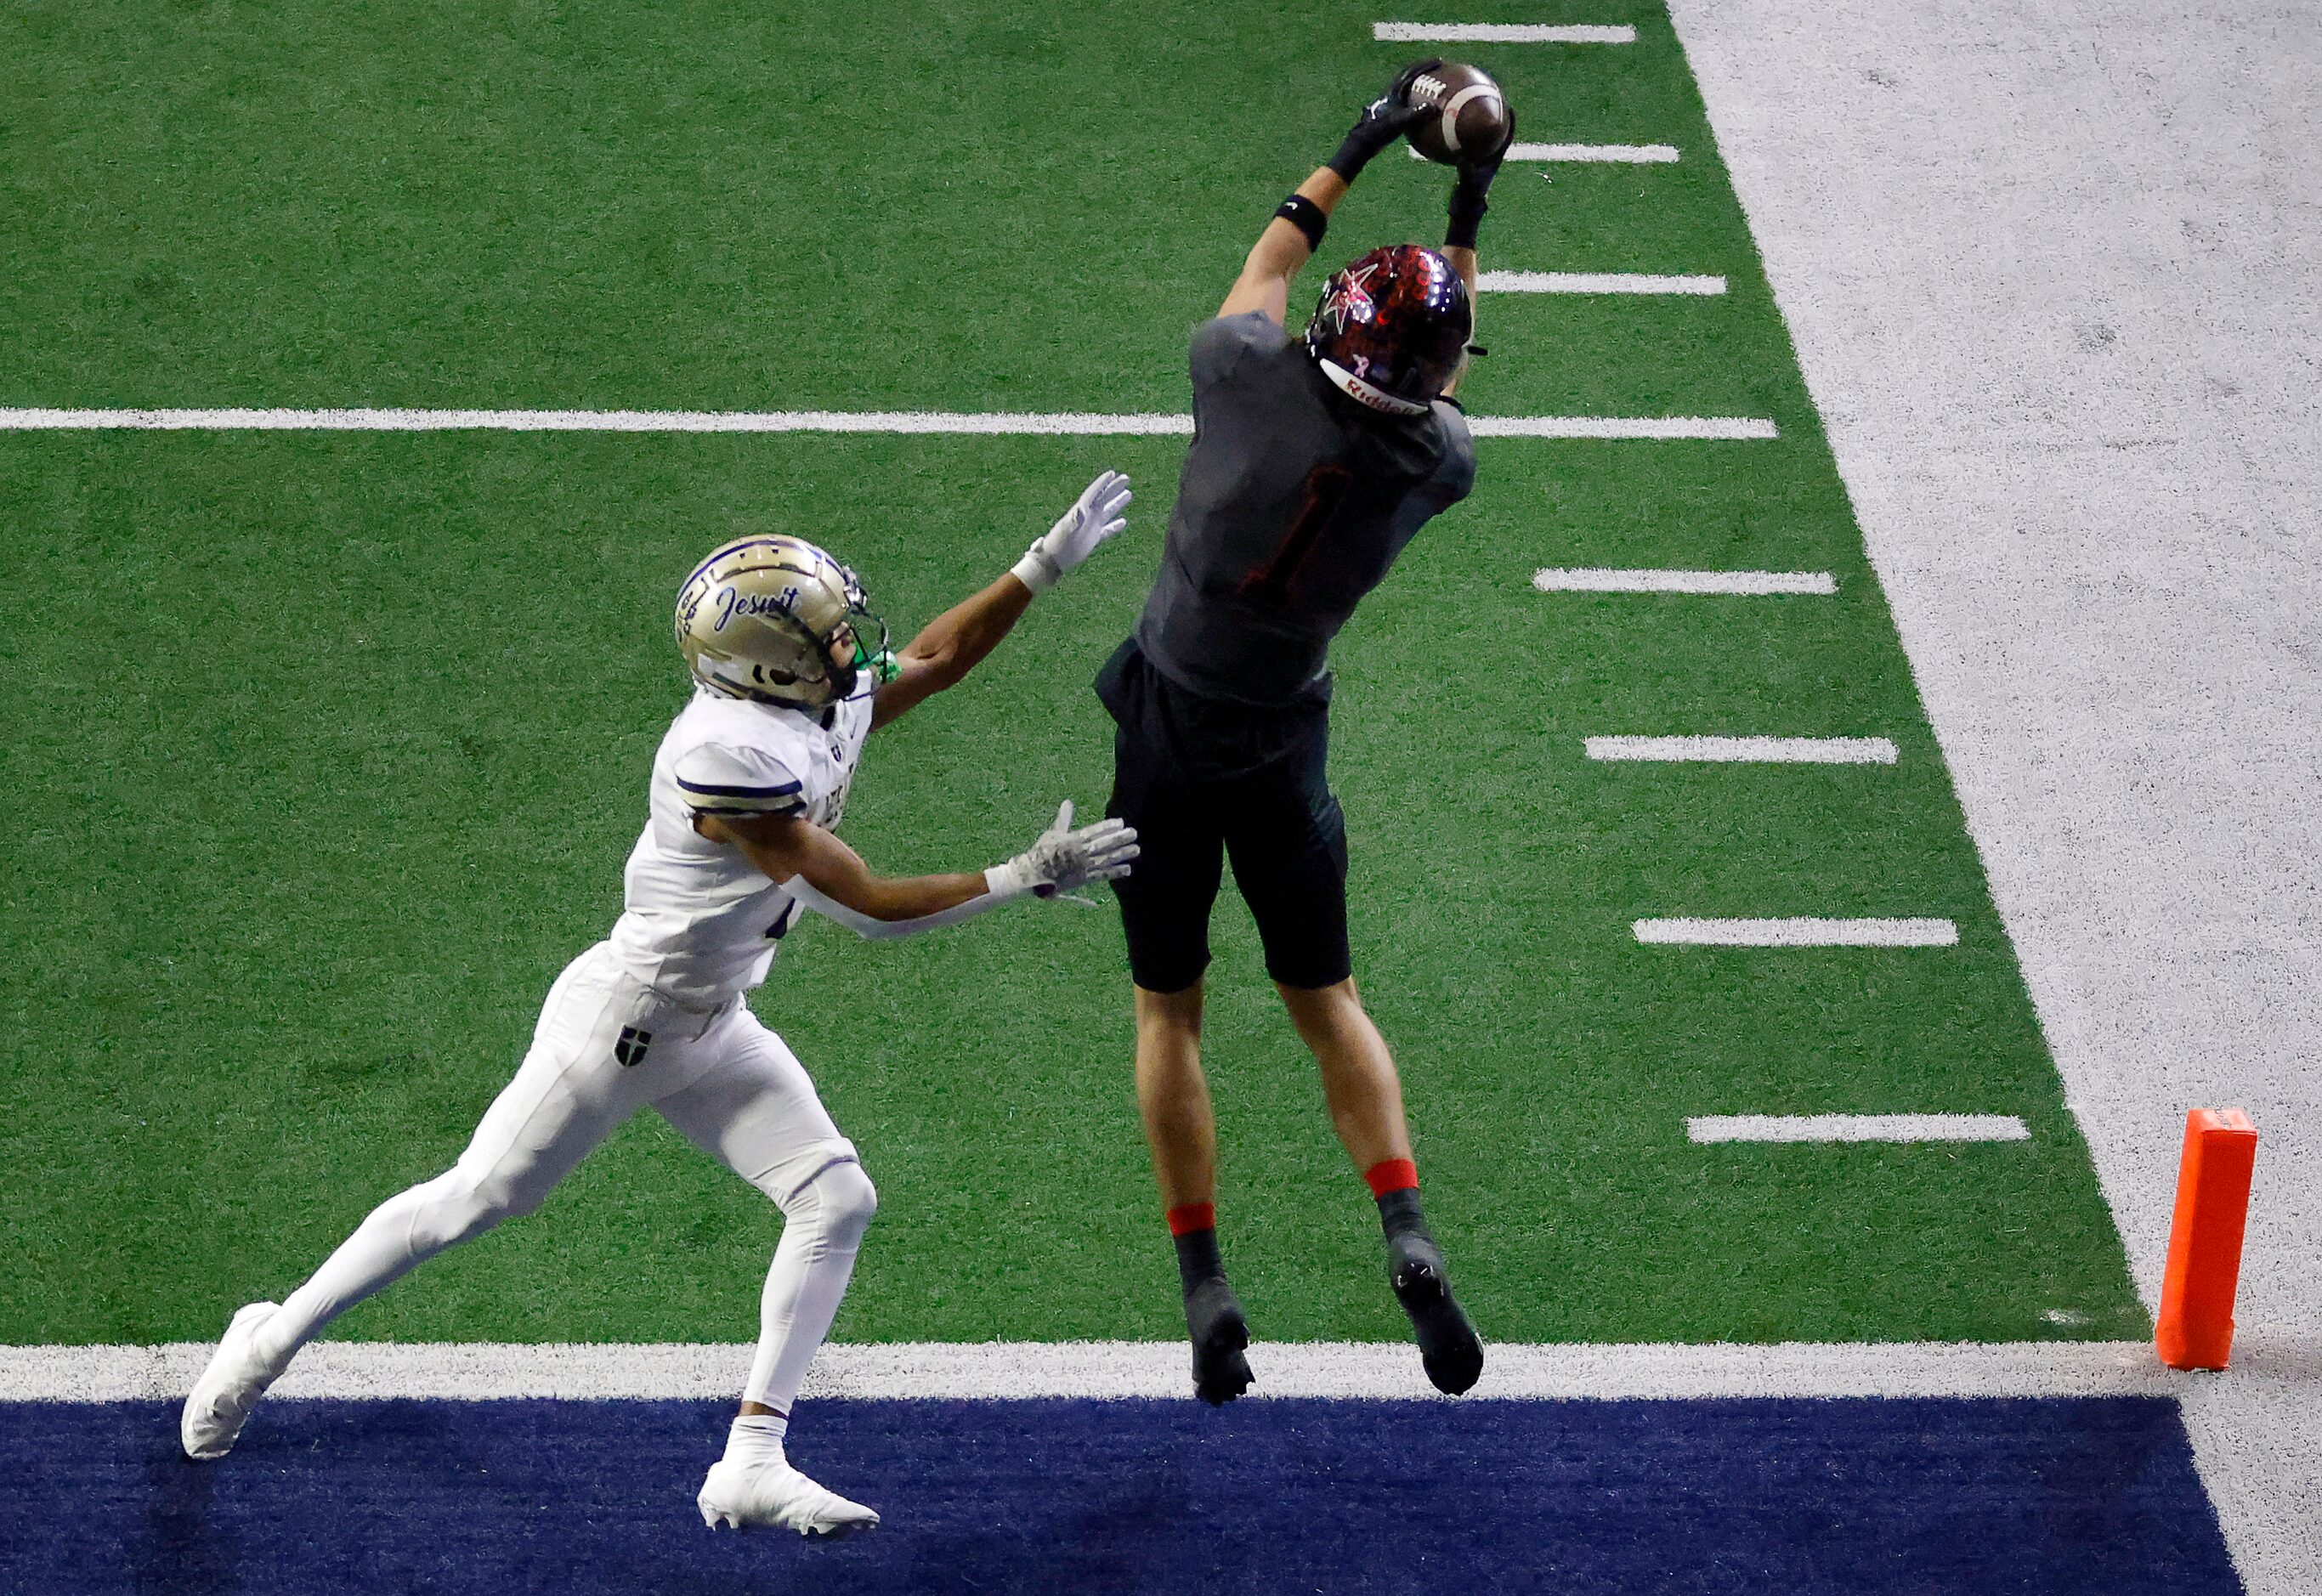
1415, 142, 1681, 163
1519, 141, 1679, 162
0, 1338, 2173, 1402
1634, 917, 1960, 946
0, 407, 1198, 436
1533, 568, 1835, 594
1587, 735, 1898, 763
1375, 23, 1638, 44
0, 408, 1777, 439
1473, 416, 1775, 439
1689, 1114, 2032, 1144
1480, 271, 1727, 295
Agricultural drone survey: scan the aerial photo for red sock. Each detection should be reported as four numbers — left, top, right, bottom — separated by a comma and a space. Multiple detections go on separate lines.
1166, 1202, 1216, 1237
1364, 1158, 1419, 1199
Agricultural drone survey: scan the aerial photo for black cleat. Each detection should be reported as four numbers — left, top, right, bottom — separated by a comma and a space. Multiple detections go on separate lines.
1183, 1276, 1255, 1405
1390, 1231, 1484, 1395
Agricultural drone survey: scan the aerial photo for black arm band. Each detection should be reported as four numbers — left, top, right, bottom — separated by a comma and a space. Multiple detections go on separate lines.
1275, 194, 1328, 250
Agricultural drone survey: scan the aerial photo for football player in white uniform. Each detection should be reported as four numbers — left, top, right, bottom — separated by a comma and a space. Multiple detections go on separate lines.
179, 471, 1140, 1537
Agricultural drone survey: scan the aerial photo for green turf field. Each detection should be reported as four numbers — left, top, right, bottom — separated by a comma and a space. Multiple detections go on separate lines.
0, 0, 2145, 1348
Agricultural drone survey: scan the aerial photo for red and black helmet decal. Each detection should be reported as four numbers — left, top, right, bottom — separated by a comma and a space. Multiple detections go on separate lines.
1303, 245, 1474, 416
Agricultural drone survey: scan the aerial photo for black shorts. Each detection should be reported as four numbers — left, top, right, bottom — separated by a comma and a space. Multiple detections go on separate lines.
1096, 639, 1351, 993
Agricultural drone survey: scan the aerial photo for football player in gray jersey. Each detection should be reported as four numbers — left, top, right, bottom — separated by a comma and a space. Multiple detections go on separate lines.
1098, 64, 1509, 1403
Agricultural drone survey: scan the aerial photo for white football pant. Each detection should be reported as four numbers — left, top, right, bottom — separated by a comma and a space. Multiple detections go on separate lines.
252, 942, 874, 1415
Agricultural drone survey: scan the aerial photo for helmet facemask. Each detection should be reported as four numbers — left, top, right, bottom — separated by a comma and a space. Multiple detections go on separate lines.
824, 563, 901, 703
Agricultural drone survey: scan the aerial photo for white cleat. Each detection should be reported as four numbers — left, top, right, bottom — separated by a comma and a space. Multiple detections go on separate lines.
698, 1456, 881, 1538
179, 1301, 284, 1461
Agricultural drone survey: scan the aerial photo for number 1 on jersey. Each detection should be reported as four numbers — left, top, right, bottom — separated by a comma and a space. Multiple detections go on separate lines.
1242, 465, 1354, 608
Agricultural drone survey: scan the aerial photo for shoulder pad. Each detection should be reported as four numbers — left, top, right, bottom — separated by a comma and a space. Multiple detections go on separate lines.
672, 740, 805, 816
1192, 313, 1282, 379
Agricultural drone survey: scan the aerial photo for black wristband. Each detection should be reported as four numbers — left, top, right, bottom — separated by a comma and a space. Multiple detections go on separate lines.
1275, 194, 1328, 250
1446, 187, 1487, 251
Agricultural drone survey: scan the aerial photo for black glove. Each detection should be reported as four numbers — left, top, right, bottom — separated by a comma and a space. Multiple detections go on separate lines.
1328, 59, 1441, 181
1446, 105, 1515, 250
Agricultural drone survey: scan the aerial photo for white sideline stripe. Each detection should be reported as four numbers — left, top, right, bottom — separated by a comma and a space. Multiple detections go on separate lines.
1533, 568, 1836, 594
1472, 416, 1775, 439
1375, 23, 1638, 44
1414, 142, 1681, 163
0, 408, 1776, 440
1635, 917, 1960, 947
1690, 1114, 2031, 1144
1587, 735, 1899, 764
1480, 271, 1726, 295
0, 1339, 2173, 1402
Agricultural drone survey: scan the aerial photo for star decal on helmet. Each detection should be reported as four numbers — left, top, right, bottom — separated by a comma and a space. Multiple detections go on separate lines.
1322, 263, 1382, 334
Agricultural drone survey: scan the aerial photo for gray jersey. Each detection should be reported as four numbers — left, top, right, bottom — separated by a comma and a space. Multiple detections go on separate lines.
1133, 312, 1476, 707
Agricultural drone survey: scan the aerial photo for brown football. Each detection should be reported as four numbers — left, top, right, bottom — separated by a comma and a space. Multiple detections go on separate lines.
1403, 61, 1510, 165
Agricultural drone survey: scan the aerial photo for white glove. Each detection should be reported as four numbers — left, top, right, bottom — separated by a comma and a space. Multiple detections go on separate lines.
987, 801, 1140, 898
1011, 470, 1133, 594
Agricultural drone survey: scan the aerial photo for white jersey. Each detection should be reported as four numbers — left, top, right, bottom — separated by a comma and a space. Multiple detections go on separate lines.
606, 686, 874, 1007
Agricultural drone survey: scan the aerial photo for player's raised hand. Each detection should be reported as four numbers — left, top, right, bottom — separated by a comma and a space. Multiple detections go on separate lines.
1453, 101, 1517, 201
1446, 101, 1513, 256
996, 800, 1140, 897
1011, 470, 1133, 593
1328, 59, 1441, 181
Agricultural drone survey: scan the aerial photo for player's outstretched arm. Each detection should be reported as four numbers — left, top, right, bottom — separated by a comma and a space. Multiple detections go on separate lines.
1439, 105, 1513, 398
864, 571, 1031, 733
696, 801, 1137, 940
1220, 65, 1437, 324
1218, 167, 1345, 325
869, 471, 1132, 731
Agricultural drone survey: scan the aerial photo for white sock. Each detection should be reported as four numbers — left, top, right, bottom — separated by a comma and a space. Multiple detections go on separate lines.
723, 1412, 789, 1467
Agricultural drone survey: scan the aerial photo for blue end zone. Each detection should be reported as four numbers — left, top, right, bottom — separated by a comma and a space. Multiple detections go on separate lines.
0, 1396, 2239, 1594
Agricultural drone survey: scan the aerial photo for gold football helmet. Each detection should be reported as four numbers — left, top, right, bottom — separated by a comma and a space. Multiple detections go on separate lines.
675, 535, 897, 710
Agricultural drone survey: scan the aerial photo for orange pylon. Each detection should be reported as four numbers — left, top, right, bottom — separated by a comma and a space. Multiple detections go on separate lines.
2155, 1108, 2258, 1371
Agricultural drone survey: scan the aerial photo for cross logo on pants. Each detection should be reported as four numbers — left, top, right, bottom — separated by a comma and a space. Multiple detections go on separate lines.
613, 1026, 654, 1067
